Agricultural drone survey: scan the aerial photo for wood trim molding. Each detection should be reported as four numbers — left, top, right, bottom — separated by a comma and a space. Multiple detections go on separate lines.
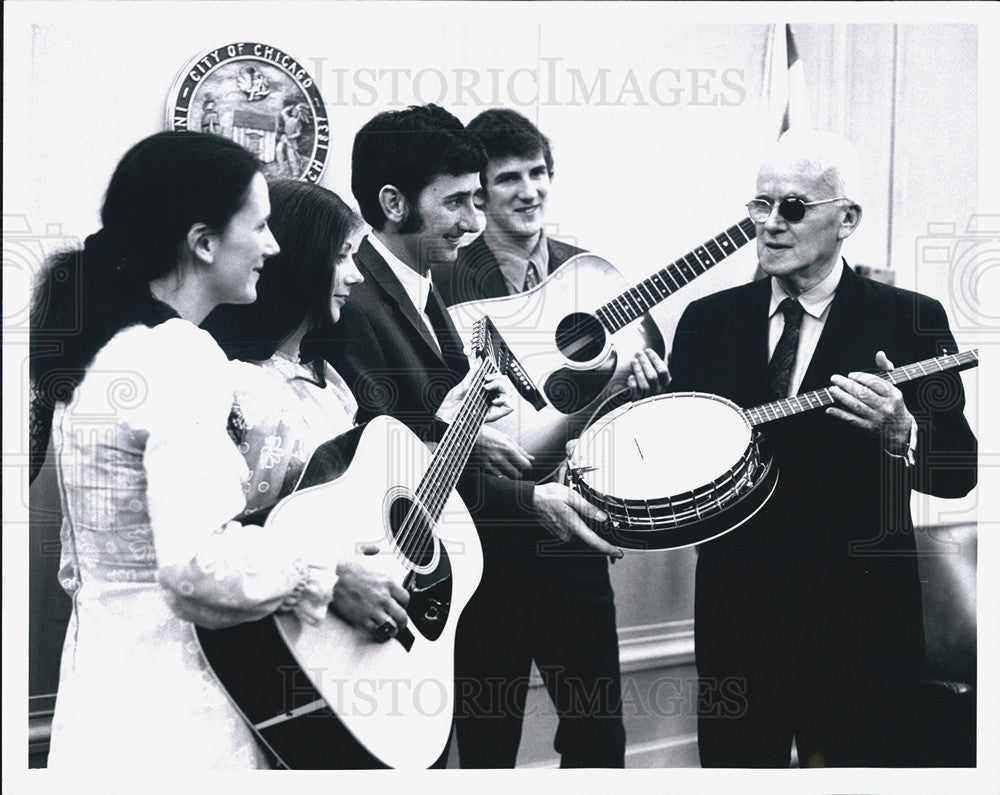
528, 619, 695, 687
520, 733, 700, 769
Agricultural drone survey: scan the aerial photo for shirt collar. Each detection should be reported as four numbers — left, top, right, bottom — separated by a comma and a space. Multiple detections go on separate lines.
368, 232, 433, 314
482, 228, 549, 293
769, 258, 844, 320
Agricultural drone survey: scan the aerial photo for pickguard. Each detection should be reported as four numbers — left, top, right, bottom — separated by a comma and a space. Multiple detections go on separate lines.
387, 493, 452, 643
543, 350, 620, 414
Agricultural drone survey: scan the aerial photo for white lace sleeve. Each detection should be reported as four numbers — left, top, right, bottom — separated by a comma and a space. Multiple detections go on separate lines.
110, 320, 337, 627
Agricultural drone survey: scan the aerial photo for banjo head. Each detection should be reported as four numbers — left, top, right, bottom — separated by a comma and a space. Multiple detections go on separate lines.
571, 392, 751, 500
569, 392, 777, 550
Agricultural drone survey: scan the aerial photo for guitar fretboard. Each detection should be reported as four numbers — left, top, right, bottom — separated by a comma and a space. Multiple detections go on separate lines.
595, 217, 757, 333
417, 359, 494, 521
744, 349, 978, 426
415, 319, 519, 522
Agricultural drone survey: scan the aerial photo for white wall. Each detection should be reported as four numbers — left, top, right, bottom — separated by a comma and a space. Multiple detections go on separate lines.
10, 9, 984, 518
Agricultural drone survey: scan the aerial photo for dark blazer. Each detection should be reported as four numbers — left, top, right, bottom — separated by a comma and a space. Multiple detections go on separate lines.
315, 236, 537, 528
431, 233, 585, 305
667, 262, 977, 678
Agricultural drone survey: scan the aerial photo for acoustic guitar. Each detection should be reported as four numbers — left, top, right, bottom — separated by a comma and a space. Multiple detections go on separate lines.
448, 218, 757, 479
194, 318, 539, 769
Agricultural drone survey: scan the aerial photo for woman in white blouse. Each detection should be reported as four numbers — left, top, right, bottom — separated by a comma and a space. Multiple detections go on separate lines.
29, 134, 414, 770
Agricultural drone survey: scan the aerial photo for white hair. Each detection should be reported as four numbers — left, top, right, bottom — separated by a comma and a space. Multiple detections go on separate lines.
765, 129, 863, 201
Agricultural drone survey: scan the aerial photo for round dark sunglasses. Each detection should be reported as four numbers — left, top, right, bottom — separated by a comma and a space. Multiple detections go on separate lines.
746, 196, 849, 224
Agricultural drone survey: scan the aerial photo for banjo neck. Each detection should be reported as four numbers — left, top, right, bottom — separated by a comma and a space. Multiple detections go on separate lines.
744, 349, 979, 427
594, 217, 757, 333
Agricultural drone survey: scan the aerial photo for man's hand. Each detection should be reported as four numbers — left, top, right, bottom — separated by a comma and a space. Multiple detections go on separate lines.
332, 547, 410, 643
627, 348, 670, 400
532, 482, 624, 559
827, 350, 914, 454
472, 424, 534, 478
438, 370, 513, 425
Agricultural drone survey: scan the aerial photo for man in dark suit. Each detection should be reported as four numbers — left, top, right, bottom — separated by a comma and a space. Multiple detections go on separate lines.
316, 104, 624, 760
431, 109, 668, 769
323, 105, 623, 554
668, 130, 977, 767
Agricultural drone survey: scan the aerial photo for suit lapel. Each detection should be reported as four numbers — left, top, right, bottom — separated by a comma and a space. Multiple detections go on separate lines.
746, 277, 773, 402
798, 261, 862, 393
355, 238, 448, 367
547, 238, 582, 273
464, 235, 510, 299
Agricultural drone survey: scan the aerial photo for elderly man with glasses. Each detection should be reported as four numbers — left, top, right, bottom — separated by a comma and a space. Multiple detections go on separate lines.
667, 129, 977, 767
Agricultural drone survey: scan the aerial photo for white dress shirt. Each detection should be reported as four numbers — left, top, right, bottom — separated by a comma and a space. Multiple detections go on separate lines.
483, 227, 550, 295
368, 232, 441, 354
767, 259, 844, 397
767, 260, 916, 462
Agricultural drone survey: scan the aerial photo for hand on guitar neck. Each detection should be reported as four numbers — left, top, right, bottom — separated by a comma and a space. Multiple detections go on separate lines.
436, 369, 514, 426
827, 350, 916, 455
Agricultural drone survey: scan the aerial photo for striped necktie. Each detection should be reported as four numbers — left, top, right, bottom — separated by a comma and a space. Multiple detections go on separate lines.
768, 297, 805, 400
522, 261, 540, 292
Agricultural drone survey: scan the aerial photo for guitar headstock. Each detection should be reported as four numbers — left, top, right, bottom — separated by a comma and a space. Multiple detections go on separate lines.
470, 316, 546, 411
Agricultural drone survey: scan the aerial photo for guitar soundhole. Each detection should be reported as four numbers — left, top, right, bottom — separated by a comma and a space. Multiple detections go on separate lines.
555, 312, 606, 363
387, 495, 453, 642
388, 496, 437, 570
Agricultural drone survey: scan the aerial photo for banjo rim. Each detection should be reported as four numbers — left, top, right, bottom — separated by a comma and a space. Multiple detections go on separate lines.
569, 392, 776, 551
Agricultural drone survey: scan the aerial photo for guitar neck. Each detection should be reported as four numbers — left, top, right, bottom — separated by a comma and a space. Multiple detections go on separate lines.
595, 217, 757, 333
744, 349, 979, 427
417, 358, 496, 522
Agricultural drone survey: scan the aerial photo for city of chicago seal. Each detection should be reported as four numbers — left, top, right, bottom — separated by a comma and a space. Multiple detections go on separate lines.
167, 43, 329, 182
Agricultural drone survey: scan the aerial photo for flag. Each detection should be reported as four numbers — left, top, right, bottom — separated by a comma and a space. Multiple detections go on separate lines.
761, 23, 813, 147
754, 25, 814, 280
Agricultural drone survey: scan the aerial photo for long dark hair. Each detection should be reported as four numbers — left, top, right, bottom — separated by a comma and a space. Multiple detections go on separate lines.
29, 131, 261, 479
203, 179, 362, 384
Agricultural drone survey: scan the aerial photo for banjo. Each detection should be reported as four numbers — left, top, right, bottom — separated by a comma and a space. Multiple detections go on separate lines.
567, 349, 979, 551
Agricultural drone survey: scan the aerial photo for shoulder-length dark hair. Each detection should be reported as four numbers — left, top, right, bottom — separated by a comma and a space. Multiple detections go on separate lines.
203, 179, 362, 383
29, 131, 261, 479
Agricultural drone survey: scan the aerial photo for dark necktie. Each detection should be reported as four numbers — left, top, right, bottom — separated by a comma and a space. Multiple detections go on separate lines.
425, 286, 470, 378
522, 261, 540, 292
768, 297, 805, 400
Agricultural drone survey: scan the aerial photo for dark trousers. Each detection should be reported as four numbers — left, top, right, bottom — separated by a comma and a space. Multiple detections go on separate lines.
695, 553, 924, 768
696, 664, 921, 767
453, 538, 625, 768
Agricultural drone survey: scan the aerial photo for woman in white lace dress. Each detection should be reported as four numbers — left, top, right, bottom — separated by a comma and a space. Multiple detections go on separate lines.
29, 134, 404, 770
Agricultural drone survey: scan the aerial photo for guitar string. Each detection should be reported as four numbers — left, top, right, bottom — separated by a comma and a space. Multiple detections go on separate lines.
411, 337, 500, 559
406, 333, 504, 562
595, 218, 756, 333
392, 363, 486, 562
394, 353, 494, 564
405, 364, 492, 565
407, 367, 489, 562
